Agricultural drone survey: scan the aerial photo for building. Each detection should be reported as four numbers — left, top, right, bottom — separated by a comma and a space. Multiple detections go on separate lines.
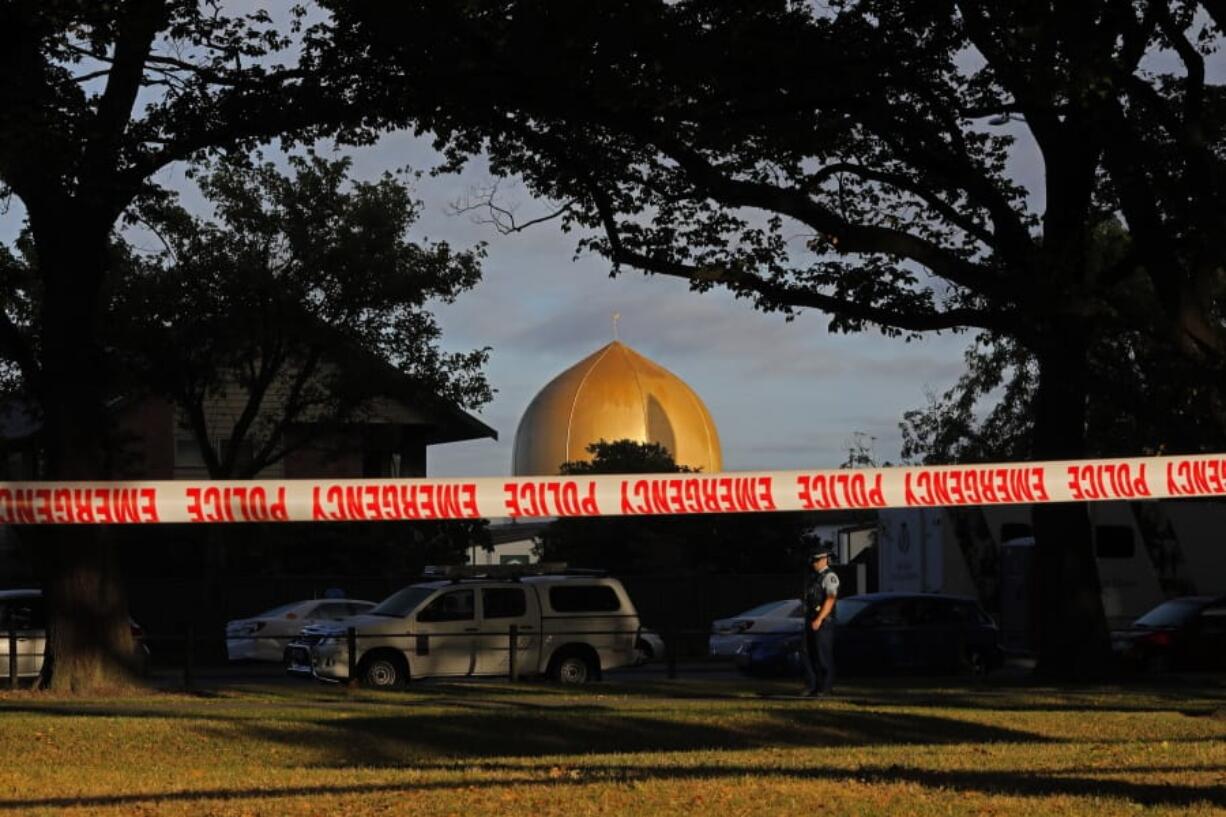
512, 340, 722, 475
0, 367, 495, 482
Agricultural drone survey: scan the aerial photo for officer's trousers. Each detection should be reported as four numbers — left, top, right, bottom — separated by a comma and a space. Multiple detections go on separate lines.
802, 620, 835, 694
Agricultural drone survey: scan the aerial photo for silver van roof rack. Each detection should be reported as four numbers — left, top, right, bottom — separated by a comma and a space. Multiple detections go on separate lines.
421, 563, 606, 581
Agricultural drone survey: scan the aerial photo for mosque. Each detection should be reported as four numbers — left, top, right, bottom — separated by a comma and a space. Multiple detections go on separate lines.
473, 339, 722, 565
512, 340, 722, 476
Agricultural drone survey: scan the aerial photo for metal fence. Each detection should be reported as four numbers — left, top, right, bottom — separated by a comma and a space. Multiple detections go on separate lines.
123, 625, 771, 691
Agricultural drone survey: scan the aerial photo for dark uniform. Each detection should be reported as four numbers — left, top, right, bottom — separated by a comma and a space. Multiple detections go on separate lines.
803, 551, 839, 695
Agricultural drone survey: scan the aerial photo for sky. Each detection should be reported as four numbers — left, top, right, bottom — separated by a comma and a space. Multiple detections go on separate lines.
338, 132, 978, 477
0, 128, 996, 480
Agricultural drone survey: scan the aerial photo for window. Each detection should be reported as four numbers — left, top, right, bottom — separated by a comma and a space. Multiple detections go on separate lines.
483, 588, 527, 619
859, 600, 910, 628
417, 590, 475, 623
370, 586, 435, 618
306, 603, 350, 620
835, 598, 871, 624
548, 585, 621, 613
174, 438, 208, 471
1134, 599, 1201, 628
912, 599, 946, 626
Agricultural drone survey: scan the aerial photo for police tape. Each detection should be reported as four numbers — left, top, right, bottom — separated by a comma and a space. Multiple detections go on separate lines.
0, 453, 1221, 525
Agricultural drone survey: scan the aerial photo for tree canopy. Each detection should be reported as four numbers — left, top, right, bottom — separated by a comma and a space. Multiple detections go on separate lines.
324, 0, 1226, 677
111, 153, 491, 478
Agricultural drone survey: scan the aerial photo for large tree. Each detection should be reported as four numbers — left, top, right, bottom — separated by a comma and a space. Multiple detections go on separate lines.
324, 0, 1226, 676
902, 221, 1226, 464
0, 2, 363, 690
113, 153, 490, 479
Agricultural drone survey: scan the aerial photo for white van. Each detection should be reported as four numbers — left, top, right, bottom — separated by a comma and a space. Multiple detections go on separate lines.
299, 571, 641, 687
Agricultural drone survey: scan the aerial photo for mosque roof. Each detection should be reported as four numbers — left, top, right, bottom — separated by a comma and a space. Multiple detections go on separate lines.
511, 341, 722, 476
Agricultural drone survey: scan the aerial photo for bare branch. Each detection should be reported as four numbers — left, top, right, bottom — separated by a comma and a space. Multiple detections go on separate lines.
450, 182, 576, 235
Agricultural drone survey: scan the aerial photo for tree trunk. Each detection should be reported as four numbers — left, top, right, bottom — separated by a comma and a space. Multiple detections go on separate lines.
1030, 331, 1111, 679
34, 228, 139, 692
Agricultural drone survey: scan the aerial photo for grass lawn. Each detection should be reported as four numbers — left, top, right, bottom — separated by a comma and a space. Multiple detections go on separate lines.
0, 675, 1223, 816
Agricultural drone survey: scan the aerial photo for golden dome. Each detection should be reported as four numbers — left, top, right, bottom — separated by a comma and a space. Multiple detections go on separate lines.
512, 341, 723, 475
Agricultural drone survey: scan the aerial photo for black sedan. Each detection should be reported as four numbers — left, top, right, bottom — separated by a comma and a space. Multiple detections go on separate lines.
1111, 595, 1226, 673
734, 592, 1003, 676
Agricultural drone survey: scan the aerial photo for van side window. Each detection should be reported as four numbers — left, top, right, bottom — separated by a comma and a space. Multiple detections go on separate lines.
482, 588, 527, 619
417, 590, 475, 623
548, 585, 621, 613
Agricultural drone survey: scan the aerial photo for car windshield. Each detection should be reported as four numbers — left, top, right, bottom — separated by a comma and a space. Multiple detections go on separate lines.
1134, 599, 1202, 628
836, 598, 871, 623
739, 600, 795, 618
255, 602, 302, 618
369, 586, 436, 618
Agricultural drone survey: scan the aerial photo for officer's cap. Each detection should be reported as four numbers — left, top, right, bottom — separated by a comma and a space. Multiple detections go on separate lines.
808, 546, 835, 562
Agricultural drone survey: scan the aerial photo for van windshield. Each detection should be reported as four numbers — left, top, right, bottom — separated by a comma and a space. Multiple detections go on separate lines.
370, 586, 436, 618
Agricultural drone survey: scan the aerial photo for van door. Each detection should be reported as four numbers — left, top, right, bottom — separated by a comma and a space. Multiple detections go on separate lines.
475, 586, 541, 676
412, 589, 477, 677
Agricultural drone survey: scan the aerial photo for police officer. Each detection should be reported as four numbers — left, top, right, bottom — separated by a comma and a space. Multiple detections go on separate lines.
802, 545, 839, 696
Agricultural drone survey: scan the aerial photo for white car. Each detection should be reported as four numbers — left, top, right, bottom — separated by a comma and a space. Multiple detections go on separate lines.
225, 598, 375, 662
708, 598, 804, 658
1, 588, 149, 680
634, 628, 666, 665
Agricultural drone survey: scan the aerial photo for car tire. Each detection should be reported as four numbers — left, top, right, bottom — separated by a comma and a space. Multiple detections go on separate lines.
550, 651, 598, 684
360, 653, 408, 689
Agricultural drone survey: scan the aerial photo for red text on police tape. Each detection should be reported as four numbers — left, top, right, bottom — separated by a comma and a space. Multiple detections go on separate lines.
796, 473, 886, 509
312, 483, 479, 521
503, 481, 599, 518
619, 476, 775, 515
1166, 459, 1226, 496
0, 487, 159, 524
1066, 463, 1151, 500
186, 486, 288, 522
905, 466, 1048, 506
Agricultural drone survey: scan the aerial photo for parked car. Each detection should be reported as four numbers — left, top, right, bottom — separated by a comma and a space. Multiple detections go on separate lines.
1111, 595, 1226, 672
708, 599, 804, 658
303, 571, 642, 687
0, 588, 149, 681
725, 593, 1003, 677
225, 598, 375, 662
634, 628, 666, 665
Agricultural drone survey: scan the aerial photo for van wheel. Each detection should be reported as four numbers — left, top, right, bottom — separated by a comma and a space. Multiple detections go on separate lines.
964, 648, 987, 677
550, 652, 597, 684
360, 653, 407, 689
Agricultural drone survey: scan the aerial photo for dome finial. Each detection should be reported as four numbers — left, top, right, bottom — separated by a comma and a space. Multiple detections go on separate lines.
612, 311, 621, 341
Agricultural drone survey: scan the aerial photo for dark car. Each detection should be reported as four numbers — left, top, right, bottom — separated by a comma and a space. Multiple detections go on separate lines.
1111, 595, 1226, 673
734, 592, 1003, 677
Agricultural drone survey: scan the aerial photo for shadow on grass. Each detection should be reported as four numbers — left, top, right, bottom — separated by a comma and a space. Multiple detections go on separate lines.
1, 760, 1223, 812
223, 704, 1047, 767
